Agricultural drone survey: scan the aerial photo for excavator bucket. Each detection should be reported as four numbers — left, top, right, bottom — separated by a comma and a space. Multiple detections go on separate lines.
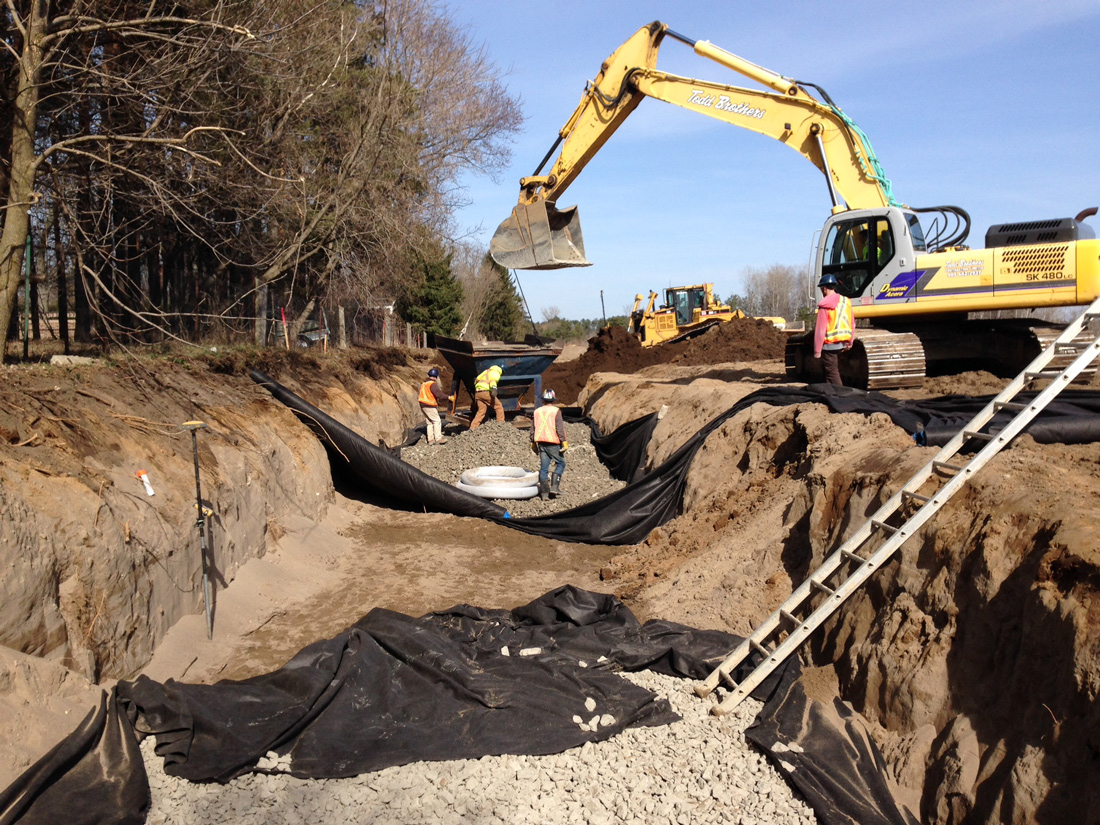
489, 198, 591, 270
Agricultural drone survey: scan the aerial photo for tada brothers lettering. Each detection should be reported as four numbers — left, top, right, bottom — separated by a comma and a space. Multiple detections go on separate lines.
687, 90, 765, 119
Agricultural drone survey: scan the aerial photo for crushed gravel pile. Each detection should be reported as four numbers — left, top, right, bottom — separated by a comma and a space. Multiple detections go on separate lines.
401, 418, 627, 518
142, 670, 817, 825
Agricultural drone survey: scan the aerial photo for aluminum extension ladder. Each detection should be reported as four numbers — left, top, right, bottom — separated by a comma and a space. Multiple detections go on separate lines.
696, 298, 1100, 714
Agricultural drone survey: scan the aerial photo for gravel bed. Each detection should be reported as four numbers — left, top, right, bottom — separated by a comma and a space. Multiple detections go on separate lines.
400, 418, 627, 518
142, 671, 817, 824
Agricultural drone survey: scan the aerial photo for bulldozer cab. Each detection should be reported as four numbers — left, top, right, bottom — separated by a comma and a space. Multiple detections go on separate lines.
665, 285, 711, 325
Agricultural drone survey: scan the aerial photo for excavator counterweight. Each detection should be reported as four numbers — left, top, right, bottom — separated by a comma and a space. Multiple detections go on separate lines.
490, 198, 591, 270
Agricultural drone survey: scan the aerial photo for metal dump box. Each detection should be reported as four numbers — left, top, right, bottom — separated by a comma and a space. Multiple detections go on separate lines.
431, 335, 562, 414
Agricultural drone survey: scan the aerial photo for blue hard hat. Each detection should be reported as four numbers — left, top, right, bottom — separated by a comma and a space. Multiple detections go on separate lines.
427, 367, 440, 378
818, 273, 839, 288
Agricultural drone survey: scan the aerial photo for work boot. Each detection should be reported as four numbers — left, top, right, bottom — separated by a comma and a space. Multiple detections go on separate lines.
538, 478, 549, 501
549, 473, 562, 498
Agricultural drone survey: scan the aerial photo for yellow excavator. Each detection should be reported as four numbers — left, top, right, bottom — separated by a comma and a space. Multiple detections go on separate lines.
489, 21, 1100, 388
628, 284, 787, 347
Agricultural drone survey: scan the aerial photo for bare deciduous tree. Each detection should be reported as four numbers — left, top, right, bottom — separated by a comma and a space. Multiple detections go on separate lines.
734, 264, 813, 322
0, 0, 270, 358
0, 0, 523, 358
247, 0, 522, 330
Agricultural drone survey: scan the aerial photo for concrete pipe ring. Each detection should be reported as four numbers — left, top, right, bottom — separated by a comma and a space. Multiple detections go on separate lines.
455, 480, 539, 500
459, 466, 540, 488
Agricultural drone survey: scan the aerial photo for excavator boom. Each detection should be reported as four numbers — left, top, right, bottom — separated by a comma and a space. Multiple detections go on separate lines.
491, 21, 897, 270
491, 20, 1100, 389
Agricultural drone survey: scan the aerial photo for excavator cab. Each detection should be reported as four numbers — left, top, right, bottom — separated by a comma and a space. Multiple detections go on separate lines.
820, 216, 897, 298
489, 196, 591, 270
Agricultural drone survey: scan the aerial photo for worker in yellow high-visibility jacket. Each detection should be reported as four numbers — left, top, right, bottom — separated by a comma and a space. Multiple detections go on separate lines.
470, 365, 504, 428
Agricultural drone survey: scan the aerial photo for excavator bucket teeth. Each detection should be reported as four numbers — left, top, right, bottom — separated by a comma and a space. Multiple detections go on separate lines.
489, 199, 591, 270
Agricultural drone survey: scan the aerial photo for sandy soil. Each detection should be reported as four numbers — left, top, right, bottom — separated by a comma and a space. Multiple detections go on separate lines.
142, 499, 620, 686
2, 327, 1099, 823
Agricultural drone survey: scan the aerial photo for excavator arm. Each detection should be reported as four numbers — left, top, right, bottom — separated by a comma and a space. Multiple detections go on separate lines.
491, 21, 899, 270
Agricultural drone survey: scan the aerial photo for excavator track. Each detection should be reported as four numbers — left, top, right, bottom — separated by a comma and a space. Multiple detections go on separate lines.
785, 329, 925, 390
785, 322, 1098, 390
1033, 326, 1098, 383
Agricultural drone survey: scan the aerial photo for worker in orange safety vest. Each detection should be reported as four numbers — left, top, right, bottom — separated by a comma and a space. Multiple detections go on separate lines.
418, 367, 454, 445
530, 389, 567, 500
813, 273, 855, 386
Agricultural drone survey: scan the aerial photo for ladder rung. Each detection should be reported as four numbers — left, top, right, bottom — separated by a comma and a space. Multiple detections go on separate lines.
963, 430, 994, 441
840, 548, 866, 563
779, 608, 798, 625
994, 401, 1028, 412
870, 519, 897, 534
902, 490, 930, 504
749, 638, 773, 658
1024, 369, 1062, 380
933, 460, 964, 474
809, 578, 835, 597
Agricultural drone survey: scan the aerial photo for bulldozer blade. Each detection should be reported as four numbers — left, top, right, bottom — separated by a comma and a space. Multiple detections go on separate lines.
489, 199, 591, 270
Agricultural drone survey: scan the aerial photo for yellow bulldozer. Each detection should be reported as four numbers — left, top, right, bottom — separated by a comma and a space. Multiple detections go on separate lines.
627, 284, 787, 347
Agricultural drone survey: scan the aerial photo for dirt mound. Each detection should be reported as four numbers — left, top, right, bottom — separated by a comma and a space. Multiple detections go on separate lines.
542, 320, 787, 403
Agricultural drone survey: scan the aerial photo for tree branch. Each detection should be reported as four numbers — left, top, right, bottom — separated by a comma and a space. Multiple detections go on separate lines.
43, 16, 257, 48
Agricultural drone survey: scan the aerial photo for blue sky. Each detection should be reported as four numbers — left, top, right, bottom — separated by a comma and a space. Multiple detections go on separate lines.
446, 1, 1100, 321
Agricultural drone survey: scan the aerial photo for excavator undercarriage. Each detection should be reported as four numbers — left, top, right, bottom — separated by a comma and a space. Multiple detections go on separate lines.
784, 320, 1098, 389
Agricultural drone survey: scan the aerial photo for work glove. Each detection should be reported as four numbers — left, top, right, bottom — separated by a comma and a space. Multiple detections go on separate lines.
561, 440, 569, 452
530, 441, 539, 455
447, 395, 455, 402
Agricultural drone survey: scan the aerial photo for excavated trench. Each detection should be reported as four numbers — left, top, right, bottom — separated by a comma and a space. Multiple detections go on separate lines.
0, 344, 1098, 824
588, 372, 1100, 824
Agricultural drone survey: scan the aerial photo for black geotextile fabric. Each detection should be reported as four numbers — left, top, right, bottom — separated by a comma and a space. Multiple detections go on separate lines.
898, 389, 1100, 446
116, 586, 790, 783
251, 373, 1100, 546
0, 689, 148, 825
585, 410, 660, 482
747, 681, 921, 825
0, 589, 922, 825
249, 371, 505, 520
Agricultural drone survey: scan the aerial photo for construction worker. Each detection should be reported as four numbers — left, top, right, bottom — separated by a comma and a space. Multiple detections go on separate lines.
418, 367, 454, 445
531, 389, 567, 500
813, 273, 855, 386
470, 364, 504, 428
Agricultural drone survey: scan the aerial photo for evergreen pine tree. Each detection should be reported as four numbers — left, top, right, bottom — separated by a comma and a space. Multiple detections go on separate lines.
479, 254, 523, 341
396, 247, 464, 337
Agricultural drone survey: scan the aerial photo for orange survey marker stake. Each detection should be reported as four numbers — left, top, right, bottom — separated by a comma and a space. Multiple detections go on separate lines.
136, 470, 155, 496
